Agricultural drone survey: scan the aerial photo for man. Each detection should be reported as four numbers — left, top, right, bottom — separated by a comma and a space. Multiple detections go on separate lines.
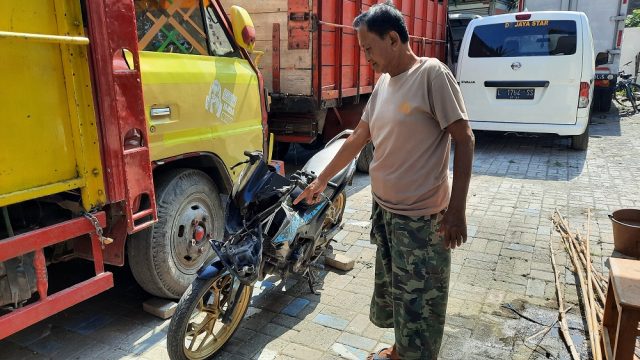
294, 2, 475, 359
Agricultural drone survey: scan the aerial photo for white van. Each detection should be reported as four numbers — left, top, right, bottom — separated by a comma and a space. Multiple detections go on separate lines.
456, 11, 595, 150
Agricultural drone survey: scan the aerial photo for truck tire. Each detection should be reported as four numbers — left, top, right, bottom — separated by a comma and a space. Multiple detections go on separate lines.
300, 137, 325, 151
356, 142, 374, 173
128, 169, 223, 299
570, 125, 589, 151
272, 141, 290, 160
597, 93, 612, 112
594, 89, 612, 112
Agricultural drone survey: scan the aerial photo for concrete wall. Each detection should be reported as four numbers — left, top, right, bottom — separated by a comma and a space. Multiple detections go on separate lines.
621, 27, 640, 77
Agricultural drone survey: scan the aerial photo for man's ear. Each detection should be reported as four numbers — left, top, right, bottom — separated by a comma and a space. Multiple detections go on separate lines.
388, 31, 400, 48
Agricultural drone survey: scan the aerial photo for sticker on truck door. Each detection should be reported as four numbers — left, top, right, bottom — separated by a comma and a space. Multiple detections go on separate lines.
205, 79, 237, 124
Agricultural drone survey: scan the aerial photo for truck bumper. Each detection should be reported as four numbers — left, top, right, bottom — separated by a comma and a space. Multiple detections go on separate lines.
0, 213, 113, 340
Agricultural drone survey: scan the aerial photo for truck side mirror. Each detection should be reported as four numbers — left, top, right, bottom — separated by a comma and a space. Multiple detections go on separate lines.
230, 6, 255, 52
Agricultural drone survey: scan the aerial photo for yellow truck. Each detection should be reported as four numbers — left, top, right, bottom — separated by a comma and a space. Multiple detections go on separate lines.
0, 0, 267, 338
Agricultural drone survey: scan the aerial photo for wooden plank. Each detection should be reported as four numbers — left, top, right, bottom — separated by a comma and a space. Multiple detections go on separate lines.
255, 40, 312, 68
281, 69, 312, 94
242, 12, 288, 41
272, 23, 280, 92
254, 41, 312, 95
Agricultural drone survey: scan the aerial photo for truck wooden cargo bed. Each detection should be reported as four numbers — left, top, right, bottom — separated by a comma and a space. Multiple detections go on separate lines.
224, 0, 447, 101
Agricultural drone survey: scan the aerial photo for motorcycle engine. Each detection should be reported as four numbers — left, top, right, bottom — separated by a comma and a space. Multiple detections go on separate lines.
289, 240, 312, 274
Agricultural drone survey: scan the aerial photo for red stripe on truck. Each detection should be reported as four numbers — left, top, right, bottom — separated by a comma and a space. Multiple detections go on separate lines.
617, 30, 623, 48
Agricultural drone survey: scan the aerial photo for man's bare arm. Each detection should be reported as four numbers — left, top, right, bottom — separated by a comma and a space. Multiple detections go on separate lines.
439, 119, 475, 249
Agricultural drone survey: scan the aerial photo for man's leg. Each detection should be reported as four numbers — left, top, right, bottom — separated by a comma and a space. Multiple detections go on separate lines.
369, 201, 395, 328
390, 214, 451, 360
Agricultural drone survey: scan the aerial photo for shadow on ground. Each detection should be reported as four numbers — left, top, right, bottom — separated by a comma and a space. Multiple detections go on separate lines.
1, 256, 344, 360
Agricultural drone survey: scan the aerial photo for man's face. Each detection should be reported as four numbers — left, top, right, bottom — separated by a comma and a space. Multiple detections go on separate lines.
357, 25, 394, 74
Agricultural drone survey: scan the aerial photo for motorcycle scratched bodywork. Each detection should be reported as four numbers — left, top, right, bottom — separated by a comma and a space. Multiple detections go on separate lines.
167, 131, 357, 360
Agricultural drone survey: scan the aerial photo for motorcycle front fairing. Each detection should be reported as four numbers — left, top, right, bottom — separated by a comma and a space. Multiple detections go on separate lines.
210, 154, 290, 284
271, 200, 329, 247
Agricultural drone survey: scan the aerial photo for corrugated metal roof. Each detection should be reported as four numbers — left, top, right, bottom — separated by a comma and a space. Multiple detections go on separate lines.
449, 6, 490, 15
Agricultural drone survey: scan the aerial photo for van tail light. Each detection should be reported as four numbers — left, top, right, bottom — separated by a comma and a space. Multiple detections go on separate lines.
578, 82, 590, 108
515, 14, 531, 20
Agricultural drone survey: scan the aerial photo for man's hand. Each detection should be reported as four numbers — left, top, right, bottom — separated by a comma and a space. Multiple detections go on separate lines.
438, 209, 467, 249
293, 177, 328, 205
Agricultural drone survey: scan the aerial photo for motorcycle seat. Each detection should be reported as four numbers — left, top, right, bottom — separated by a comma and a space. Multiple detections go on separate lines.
302, 138, 351, 191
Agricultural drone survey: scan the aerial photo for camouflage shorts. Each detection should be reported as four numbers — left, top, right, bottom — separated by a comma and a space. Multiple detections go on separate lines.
369, 201, 451, 360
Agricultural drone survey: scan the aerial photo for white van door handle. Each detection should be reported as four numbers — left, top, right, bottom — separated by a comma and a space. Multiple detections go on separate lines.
150, 106, 171, 117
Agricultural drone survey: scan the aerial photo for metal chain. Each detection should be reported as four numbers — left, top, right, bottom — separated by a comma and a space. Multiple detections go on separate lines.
83, 212, 111, 249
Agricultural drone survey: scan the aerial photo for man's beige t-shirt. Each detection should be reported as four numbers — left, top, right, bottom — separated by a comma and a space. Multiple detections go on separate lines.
361, 57, 468, 217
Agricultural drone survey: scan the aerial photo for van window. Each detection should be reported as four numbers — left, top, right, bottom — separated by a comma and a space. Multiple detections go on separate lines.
204, 6, 240, 58
468, 20, 577, 58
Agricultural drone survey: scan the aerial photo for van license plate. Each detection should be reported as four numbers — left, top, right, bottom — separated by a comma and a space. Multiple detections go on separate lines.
496, 88, 535, 100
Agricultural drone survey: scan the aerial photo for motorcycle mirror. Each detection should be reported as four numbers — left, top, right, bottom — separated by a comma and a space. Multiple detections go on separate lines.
243, 150, 262, 164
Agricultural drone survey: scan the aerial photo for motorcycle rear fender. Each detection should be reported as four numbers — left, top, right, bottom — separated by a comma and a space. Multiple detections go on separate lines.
196, 257, 228, 280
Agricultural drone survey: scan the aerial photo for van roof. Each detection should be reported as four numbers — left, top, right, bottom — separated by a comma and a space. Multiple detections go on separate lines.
471, 11, 586, 25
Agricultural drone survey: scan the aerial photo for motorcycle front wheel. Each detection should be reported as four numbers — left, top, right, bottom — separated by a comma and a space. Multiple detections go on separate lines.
167, 274, 252, 360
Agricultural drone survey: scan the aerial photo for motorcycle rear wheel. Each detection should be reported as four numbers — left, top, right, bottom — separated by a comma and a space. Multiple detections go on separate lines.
167, 274, 252, 360
323, 190, 346, 230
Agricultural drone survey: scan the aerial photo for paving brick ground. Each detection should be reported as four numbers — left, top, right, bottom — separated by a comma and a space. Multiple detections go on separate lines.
2, 106, 639, 359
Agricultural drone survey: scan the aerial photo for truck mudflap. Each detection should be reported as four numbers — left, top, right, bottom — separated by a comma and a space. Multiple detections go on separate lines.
0, 212, 113, 340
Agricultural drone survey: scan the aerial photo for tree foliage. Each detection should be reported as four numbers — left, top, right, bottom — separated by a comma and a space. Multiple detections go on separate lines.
627, 9, 640, 28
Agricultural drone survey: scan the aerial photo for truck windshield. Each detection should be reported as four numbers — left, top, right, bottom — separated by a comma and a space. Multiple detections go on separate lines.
468, 20, 577, 58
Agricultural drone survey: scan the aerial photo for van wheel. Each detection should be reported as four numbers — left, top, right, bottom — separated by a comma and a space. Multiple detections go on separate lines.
356, 143, 374, 173
570, 126, 589, 151
128, 169, 223, 299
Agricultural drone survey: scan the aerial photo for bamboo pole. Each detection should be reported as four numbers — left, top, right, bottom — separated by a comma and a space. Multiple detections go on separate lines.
565, 232, 596, 359
586, 209, 602, 360
554, 210, 603, 360
550, 237, 581, 360
554, 211, 608, 295
559, 232, 607, 308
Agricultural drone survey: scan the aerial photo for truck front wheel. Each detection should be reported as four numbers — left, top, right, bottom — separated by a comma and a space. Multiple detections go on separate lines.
128, 169, 223, 299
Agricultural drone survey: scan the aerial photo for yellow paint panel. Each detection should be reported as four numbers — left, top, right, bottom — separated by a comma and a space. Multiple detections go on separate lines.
0, 1, 106, 209
139, 52, 263, 181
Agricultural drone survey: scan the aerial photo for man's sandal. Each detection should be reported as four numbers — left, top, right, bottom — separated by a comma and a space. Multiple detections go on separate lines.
367, 347, 392, 360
